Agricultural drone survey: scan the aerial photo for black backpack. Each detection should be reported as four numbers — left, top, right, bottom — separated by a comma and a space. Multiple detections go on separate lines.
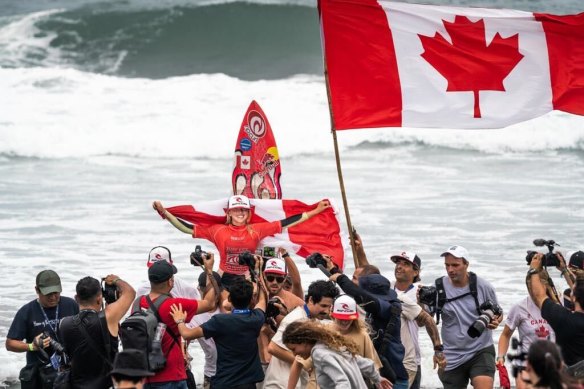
119, 295, 179, 372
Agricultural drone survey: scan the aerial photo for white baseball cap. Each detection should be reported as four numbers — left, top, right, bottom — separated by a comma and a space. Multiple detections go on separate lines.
331, 295, 359, 320
147, 246, 173, 268
440, 245, 470, 261
227, 195, 251, 210
264, 258, 287, 275
390, 251, 421, 269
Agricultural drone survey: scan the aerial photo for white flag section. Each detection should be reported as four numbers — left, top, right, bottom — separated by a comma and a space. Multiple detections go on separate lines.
319, 0, 584, 130
382, 2, 552, 128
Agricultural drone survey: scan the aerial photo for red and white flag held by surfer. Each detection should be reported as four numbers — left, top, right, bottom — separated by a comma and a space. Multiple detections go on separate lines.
318, 0, 584, 129
166, 198, 345, 269
232, 101, 283, 199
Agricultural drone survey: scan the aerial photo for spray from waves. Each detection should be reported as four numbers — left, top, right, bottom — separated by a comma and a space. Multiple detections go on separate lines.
0, 2, 322, 80
1, 67, 584, 160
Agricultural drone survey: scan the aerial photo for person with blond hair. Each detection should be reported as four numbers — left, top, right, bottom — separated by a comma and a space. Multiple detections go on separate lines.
282, 320, 392, 389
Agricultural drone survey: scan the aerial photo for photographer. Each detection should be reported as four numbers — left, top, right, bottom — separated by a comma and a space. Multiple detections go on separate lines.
432, 246, 502, 389
527, 253, 584, 369
258, 258, 305, 366
59, 274, 135, 388
6, 270, 79, 389
169, 254, 268, 389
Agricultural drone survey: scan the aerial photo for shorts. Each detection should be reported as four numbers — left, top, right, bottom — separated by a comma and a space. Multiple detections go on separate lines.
438, 345, 496, 389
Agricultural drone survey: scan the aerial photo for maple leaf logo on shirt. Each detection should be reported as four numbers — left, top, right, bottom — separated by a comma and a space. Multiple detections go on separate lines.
419, 16, 524, 118
535, 325, 550, 338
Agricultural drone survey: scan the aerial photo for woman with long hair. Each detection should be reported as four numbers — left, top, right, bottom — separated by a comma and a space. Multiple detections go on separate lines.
282, 320, 391, 389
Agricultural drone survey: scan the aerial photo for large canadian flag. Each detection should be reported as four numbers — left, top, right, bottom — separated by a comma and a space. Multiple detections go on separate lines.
166, 198, 345, 268
318, 0, 584, 129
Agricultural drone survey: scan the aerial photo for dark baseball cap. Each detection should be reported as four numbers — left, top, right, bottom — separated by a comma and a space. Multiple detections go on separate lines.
36, 270, 62, 295
569, 251, 584, 270
359, 274, 392, 300
110, 349, 154, 378
148, 260, 177, 283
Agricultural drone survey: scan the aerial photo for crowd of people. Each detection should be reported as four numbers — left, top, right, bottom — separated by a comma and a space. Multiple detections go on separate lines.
5, 195, 584, 389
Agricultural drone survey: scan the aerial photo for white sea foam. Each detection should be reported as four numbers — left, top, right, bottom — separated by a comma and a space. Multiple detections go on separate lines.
1, 67, 584, 159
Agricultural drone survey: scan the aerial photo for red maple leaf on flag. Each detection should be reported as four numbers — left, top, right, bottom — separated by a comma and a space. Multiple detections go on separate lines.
419, 16, 524, 118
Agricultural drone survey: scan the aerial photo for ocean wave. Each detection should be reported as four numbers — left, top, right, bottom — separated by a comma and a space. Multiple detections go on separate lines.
1, 67, 584, 160
0, 2, 322, 80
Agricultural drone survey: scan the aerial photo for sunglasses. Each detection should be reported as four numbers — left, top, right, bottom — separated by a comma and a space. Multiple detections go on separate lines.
265, 275, 285, 283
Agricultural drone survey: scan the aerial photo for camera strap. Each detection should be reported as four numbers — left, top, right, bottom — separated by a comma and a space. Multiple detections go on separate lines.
435, 272, 480, 325
37, 301, 59, 340
73, 311, 113, 368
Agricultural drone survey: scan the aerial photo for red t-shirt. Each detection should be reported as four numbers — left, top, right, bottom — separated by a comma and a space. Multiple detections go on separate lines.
140, 296, 198, 384
193, 221, 282, 275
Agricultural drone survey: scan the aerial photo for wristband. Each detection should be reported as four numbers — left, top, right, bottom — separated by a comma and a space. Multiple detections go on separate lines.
112, 278, 121, 286
330, 267, 341, 275
28, 343, 34, 352
434, 345, 444, 352
560, 268, 569, 276
497, 355, 506, 363
282, 253, 290, 258
527, 267, 539, 276
175, 319, 185, 325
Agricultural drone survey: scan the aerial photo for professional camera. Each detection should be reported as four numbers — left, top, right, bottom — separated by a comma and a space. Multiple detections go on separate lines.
467, 299, 503, 338
238, 251, 256, 269
507, 337, 527, 378
526, 239, 560, 267
305, 252, 327, 269
101, 278, 118, 304
190, 245, 207, 267
418, 286, 438, 307
41, 332, 65, 354
265, 298, 282, 319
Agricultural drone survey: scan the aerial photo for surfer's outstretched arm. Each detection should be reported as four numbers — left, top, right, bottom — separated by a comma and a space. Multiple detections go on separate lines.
280, 200, 331, 229
153, 201, 193, 235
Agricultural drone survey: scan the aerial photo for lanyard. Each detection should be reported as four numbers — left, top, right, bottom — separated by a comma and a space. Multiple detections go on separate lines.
37, 300, 59, 337
232, 309, 251, 315
303, 304, 310, 318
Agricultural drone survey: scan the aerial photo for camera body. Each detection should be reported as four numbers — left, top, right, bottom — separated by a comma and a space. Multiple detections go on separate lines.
418, 286, 438, 307
526, 239, 560, 267
41, 331, 65, 354
101, 279, 119, 305
305, 252, 326, 269
238, 251, 256, 269
265, 298, 281, 319
190, 245, 208, 267
467, 299, 503, 338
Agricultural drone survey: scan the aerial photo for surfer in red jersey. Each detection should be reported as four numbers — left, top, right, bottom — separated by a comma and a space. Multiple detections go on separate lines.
153, 195, 330, 292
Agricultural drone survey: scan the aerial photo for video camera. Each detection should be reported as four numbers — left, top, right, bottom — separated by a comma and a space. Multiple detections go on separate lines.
418, 285, 438, 307
101, 278, 118, 304
467, 300, 503, 338
507, 337, 527, 378
526, 239, 561, 267
190, 245, 209, 267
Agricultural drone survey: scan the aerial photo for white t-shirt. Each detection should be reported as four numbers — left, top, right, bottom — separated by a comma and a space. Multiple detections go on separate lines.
505, 296, 555, 356
394, 283, 423, 371
262, 306, 309, 389
137, 276, 219, 377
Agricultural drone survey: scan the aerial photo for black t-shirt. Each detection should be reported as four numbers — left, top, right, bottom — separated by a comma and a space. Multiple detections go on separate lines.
202, 308, 265, 389
59, 310, 119, 389
541, 298, 584, 366
7, 297, 79, 366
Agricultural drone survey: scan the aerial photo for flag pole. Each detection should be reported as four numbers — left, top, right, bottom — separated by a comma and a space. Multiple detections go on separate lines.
324, 65, 360, 269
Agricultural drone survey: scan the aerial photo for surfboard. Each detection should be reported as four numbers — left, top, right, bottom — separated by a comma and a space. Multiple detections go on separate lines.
232, 100, 282, 199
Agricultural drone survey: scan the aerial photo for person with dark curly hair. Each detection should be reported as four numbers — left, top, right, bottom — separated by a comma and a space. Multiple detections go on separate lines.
282, 320, 392, 389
